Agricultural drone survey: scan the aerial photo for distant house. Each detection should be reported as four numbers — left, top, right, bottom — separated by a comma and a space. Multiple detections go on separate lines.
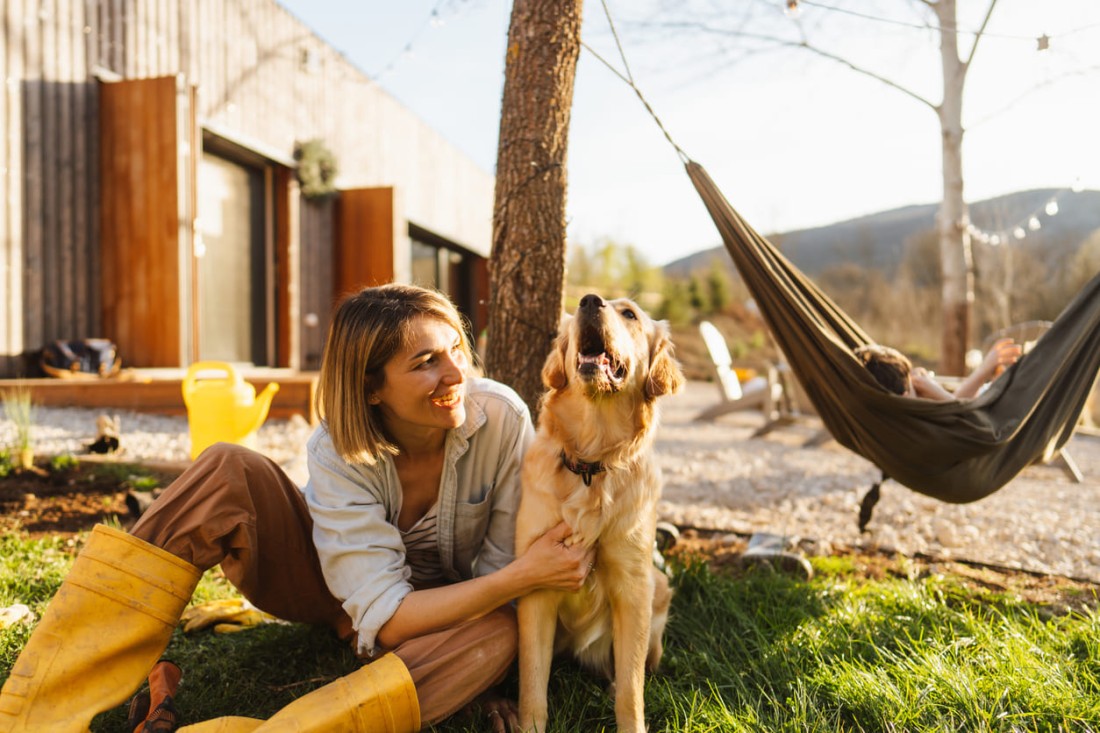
0, 0, 494, 377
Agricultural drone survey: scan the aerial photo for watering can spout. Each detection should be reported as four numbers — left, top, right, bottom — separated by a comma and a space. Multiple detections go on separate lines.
239, 382, 280, 437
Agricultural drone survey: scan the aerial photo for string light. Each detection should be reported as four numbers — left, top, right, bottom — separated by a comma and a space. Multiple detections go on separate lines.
374, 0, 449, 80
969, 179, 1085, 247
784, 1, 802, 20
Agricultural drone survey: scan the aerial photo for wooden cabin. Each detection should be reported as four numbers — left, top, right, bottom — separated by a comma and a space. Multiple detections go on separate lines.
0, 0, 494, 379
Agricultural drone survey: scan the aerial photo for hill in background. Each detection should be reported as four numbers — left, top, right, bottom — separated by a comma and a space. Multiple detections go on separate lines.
665, 188, 1100, 278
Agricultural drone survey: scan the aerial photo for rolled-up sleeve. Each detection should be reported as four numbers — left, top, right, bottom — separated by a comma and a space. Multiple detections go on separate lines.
303, 432, 412, 656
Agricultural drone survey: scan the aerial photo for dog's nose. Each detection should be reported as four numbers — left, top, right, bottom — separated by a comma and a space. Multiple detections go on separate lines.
579, 294, 605, 311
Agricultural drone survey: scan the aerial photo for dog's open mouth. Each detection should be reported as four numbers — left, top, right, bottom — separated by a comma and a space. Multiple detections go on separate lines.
577, 323, 627, 387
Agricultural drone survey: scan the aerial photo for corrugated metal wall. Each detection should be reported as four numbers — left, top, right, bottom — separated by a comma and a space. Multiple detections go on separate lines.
0, 0, 494, 377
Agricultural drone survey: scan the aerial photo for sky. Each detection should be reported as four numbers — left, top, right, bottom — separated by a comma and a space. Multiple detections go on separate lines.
275, 0, 1100, 266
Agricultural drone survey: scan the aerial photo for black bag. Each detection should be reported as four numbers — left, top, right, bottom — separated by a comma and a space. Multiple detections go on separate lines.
40, 339, 122, 379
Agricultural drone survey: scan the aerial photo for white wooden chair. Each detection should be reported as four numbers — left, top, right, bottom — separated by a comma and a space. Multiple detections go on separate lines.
693, 320, 786, 424
695, 321, 832, 446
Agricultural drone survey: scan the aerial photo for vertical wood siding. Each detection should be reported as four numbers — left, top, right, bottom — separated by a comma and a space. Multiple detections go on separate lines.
1, 0, 493, 376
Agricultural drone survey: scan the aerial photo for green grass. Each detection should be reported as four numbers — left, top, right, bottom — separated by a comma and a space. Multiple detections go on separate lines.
1, 530, 1098, 732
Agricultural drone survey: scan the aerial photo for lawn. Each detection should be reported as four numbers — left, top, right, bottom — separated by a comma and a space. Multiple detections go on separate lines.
2, 526, 1098, 732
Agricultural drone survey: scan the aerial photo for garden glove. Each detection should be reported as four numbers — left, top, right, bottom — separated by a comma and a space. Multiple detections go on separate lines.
179, 598, 280, 634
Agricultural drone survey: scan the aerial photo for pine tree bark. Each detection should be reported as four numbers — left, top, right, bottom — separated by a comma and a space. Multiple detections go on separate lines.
486, 0, 583, 415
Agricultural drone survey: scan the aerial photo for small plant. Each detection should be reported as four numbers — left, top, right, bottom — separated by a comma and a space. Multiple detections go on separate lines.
48, 453, 79, 473
0, 449, 11, 478
293, 139, 338, 199
127, 475, 160, 492
2, 386, 35, 470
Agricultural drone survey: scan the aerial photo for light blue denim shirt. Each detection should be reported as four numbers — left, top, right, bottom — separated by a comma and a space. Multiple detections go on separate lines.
301, 377, 533, 656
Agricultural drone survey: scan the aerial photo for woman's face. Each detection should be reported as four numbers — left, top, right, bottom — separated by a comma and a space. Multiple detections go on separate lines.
371, 315, 468, 441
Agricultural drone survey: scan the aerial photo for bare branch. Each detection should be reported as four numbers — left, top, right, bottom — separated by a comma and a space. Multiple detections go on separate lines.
968, 63, 1100, 129
636, 20, 937, 111
963, 0, 1000, 70
791, 40, 937, 110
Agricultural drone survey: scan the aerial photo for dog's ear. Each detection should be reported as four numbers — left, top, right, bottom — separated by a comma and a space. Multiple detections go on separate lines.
646, 320, 685, 400
542, 318, 571, 391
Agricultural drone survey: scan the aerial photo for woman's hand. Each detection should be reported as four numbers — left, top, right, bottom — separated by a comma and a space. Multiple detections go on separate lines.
515, 521, 595, 594
981, 338, 1022, 380
481, 696, 518, 733
953, 338, 1022, 399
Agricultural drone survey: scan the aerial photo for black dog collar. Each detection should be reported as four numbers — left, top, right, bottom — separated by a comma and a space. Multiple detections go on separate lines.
560, 451, 606, 486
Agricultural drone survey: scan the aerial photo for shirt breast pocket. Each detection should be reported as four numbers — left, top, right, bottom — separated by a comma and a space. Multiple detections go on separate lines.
453, 483, 495, 569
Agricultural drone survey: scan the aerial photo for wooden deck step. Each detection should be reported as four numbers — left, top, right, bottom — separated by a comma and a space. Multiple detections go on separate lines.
0, 369, 319, 424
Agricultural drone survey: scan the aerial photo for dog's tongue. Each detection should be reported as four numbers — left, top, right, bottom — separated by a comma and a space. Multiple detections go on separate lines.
578, 352, 612, 377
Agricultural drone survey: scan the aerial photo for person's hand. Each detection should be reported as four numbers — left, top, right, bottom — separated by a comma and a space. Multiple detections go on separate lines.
461, 692, 518, 733
482, 696, 518, 733
982, 338, 1022, 380
519, 521, 595, 593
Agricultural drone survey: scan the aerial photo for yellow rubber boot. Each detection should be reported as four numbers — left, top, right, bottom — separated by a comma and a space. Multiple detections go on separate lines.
179, 653, 420, 733
0, 524, 201, 733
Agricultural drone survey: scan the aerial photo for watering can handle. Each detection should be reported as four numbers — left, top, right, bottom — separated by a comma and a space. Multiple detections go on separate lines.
182, 361, 243, 404
184, 361, 242, 382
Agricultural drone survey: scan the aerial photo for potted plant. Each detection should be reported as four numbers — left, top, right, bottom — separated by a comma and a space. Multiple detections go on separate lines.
3, 386, 35, 470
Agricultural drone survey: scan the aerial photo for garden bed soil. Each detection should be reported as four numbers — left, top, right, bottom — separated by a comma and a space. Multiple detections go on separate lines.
0, 458, 182, 537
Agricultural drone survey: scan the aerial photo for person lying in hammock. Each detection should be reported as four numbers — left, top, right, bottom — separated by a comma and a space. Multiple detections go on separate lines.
855, 338, 1022, 400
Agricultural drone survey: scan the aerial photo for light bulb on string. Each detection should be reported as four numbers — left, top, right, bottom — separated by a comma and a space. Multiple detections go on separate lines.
1045, 200, 1059, 216
784, 0, 801, 19
1028, 216, 1041, 231
989, 234, 1002, 247
1013, 227, 1026, 240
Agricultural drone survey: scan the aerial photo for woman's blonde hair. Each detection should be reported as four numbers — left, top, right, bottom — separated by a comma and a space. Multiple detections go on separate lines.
317, 284, 472, 464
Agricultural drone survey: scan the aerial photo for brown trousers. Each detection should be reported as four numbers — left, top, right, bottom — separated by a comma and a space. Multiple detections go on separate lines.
131, 443, 516, 726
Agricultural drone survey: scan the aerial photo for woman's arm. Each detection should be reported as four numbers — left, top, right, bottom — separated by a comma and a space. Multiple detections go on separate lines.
376, 520, 591, 648
910, 367, 956, 401
953, 338, 1021, 399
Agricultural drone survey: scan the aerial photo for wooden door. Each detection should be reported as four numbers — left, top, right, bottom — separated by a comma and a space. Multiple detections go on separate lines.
99, 76, 195, 367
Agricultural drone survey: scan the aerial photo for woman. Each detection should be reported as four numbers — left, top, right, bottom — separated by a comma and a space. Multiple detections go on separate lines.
855, 337, 1022, 399
0, 284, 593, 733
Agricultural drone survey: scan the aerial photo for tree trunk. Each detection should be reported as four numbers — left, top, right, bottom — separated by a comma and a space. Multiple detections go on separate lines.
486, 0, 583, 416
935, 0, 973, 375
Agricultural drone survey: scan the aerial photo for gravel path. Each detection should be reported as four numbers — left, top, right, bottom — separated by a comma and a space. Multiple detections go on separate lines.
4, 381, 1098, 582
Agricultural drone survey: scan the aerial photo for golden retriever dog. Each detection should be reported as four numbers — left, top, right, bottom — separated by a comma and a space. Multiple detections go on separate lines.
515, 293, 684, 733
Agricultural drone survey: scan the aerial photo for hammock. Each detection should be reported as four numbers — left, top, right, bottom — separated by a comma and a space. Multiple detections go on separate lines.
686, 161, 1100, 521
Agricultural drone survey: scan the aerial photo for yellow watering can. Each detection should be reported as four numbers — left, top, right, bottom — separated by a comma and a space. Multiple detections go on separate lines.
181, 362, 280, 460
